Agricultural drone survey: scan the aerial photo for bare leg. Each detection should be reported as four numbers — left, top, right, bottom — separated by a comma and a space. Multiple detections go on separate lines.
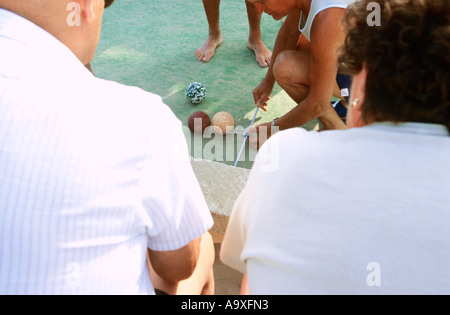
196, 0, 224, 63
246, 1, 272, 68
273, 50, 346, 130
149, 233, 215, 295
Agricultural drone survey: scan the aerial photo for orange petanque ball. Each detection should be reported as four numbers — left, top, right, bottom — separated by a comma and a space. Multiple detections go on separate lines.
212, 111, 235, 135
188, 111, 211, 135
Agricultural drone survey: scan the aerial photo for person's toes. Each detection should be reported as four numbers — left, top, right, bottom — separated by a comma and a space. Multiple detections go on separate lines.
250, 43, 272, 68
202, 51, 213, 63
196, 46, 215, 63
257, 57, 268, 68
195, 50, 203, 61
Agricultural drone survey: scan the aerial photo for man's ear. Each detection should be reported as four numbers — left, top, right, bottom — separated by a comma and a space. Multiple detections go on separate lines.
78, 0, 97, 24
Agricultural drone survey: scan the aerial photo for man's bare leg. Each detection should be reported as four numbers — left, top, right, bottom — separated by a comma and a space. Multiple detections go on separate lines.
196, 0, 224, 63
273, 50, 347, 130
149, 233, 215, 295
246, 1, 272, 68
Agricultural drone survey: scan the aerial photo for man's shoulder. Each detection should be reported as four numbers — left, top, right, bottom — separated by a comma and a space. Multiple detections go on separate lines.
263, 127, 338, 153
93, 78, 163, 110
86, 77, 180, 128
257, 127, 358, 169
271, 126, 363, 148
64, 76, 183, 150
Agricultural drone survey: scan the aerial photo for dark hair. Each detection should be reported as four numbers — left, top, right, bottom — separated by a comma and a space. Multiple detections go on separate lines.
105, 0, 114, 8
338, 0, 450, 132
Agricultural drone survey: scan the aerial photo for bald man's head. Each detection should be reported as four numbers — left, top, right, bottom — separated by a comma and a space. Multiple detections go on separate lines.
0, 0, 106, 65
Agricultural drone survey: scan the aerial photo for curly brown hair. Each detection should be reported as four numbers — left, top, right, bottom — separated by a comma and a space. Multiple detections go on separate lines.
338, 0, 450, 132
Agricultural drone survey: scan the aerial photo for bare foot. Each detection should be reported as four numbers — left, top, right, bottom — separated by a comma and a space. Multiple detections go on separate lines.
196, 34, 223, 63
248, 39, 272, 68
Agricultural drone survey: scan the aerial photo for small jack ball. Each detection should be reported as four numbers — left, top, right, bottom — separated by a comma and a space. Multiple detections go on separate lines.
185, 82, 207, 104
188, 111, 211, 134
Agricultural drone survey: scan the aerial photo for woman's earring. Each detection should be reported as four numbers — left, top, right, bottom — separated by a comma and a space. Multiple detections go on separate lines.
351, 98, 360, 108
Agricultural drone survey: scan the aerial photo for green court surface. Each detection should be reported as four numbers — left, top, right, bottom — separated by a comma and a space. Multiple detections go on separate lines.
92, 0, 319, 169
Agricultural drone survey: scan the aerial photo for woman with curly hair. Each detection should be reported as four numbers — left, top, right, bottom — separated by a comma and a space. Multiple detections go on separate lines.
221, 0, 450, 294
340, 0, 450, 132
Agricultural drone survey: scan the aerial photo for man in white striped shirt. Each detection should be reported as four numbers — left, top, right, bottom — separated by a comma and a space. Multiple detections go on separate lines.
0, 0, 215, 295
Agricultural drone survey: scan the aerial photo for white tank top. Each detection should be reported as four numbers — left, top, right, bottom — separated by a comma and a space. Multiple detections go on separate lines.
299, 0, 354, 42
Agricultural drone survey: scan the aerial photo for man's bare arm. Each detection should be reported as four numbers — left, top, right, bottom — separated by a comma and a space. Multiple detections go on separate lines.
148, 236, 201, 284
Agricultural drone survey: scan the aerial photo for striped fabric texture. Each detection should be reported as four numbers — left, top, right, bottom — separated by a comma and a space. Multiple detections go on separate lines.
0, 9, 213, 295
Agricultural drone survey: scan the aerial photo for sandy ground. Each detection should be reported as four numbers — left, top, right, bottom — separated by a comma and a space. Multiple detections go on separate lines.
213, 243, 243, 295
